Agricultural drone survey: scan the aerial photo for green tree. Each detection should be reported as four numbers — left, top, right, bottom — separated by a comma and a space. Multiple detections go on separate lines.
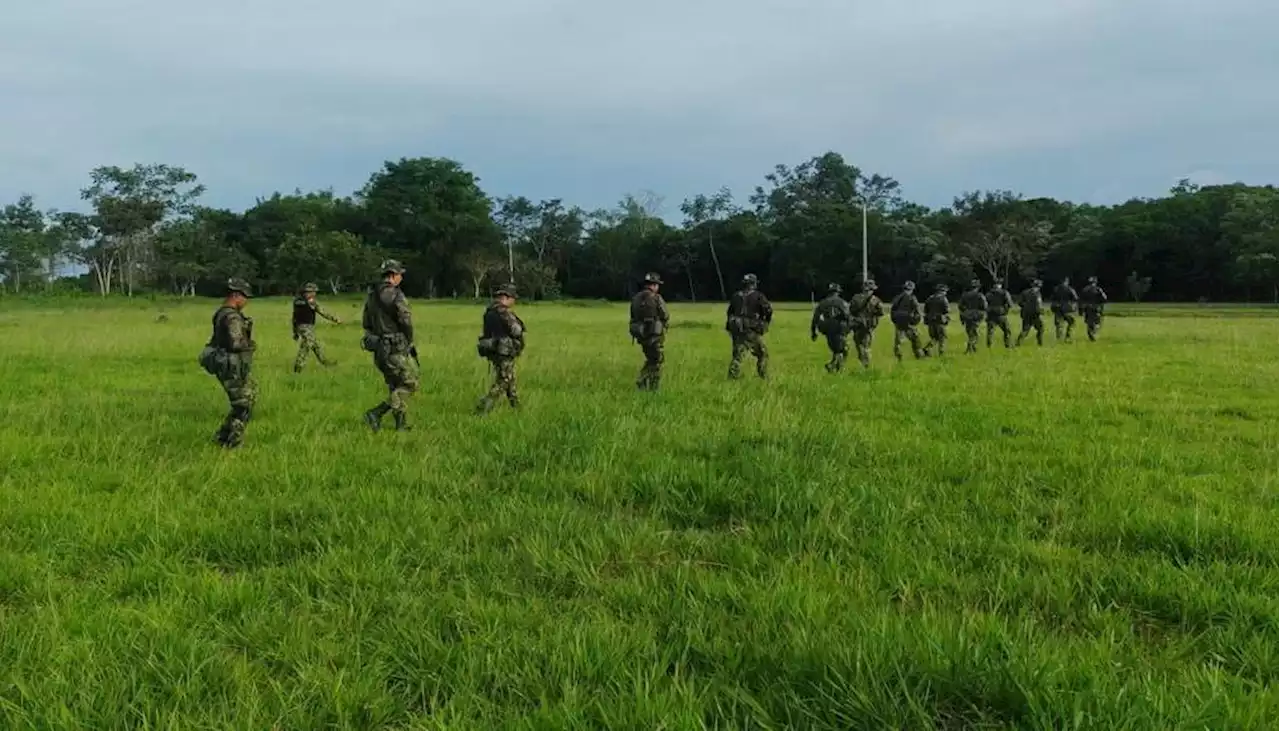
0, 194, 46, 292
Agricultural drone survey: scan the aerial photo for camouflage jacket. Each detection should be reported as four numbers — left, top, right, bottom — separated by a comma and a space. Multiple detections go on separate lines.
1052, 284, 1079, 313
890, 292, 922, 326
811, 294, 851, 336
1080, 284, 1108, 309
480, 302, 525, 358
629, 290, 670, 338
986, 288, 1014, 315
923, 293, 950, 324
726, 289, 773, 333
209, 305, 255, 365
1019, 288, 1043, 315
362, 280, 414, 345
959, 289, 988, 319
292, 296, 339, 329
848, 292, 884, 328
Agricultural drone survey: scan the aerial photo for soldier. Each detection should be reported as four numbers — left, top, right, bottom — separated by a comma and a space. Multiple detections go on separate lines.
292, 282, 342, 372
629, 272, 670, 391
1079, 275, 1109, 341
958, 279, 988, 354
1015, 278, 1046, 346
921, 283, 951, 357
889, 281, 925, 361
725, 273, 773, 379
361, 260, 419, 432
476, 284, 526, 414
848, 279, 884, 368
985, 280, 1015, 348
810, 282, 852, 372
1051, 276, 1080, 342
198, 278, 256, 449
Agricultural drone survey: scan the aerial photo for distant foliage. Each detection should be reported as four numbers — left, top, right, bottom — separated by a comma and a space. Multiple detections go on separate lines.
2, 155, 1276, 301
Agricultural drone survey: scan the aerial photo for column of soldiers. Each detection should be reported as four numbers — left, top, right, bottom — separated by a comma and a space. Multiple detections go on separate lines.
198, 264, 1107, 448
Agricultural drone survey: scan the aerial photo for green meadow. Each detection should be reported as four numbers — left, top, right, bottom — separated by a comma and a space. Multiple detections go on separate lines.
0, 297, 1275, 730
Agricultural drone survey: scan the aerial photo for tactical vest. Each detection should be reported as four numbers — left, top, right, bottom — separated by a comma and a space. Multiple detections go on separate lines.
292, 297, 316, 327
362, 283, 406, 337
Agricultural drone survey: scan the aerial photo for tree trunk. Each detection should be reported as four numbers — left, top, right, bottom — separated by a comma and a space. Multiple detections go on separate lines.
708, 228, 727, 300
685, 264, 697, 302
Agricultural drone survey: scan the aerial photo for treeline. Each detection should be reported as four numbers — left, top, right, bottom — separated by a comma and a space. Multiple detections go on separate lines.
1, 153, 1276, 302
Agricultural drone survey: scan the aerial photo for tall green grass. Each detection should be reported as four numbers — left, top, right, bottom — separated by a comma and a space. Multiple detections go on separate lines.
0, 299, 1275, 729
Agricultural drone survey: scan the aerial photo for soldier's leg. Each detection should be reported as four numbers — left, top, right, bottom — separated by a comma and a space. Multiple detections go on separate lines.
220, 374, 257, 448
647, 337, 664, 390
728, 336, 746, 379
908, 326, 924, 358
1034, 318, 1044, 345
965, 322, 978, 354
824, 333, 842, 372
985, 320, 994, 348
893, 326, 904, 360
311, 334, 331, 365
999, 318, 1012, 347
365, 352, 394, 431
385, 351, 419, 429
1016, 318, 1030, 345
1085, 311, 1100, 341
752, 333, 769, 378
1054, 312, 1064, 341
293, 331, 310, 372
1064, 313, 1075, 341
635, 342, 651, 390
934, 325, 946, 356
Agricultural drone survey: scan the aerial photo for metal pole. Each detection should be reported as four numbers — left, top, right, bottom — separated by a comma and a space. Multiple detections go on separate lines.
508, 241, 515, 284
861, 202, 868, 283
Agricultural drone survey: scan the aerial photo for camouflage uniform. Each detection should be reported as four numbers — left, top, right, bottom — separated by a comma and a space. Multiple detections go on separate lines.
1051, 278, 1079, 342
958, 279, 987, 354
199, 278, 256, 448
985, 283, 1015, 348
292, 283, 340, 372
362, 260, 419, 432
889, 281, 924, 360
922, 284, 950, 357
848, 279, 884, 368
726, 274, 773, 379
476, 285, 526, 413
630, 273, 670, 390
1016, 280, 1045, 346
810, 283, 852, 372
1079, 276, 1109, 341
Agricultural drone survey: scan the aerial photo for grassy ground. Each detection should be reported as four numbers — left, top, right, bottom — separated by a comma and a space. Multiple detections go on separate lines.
0, 297, 1275, 730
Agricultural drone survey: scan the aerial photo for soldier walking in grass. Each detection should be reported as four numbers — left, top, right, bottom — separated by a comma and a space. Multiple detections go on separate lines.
361, 260, 419, 432
726, 273, 773, 379
198, 278, 256, 449
890, 281, 925, 361
1079, 275, 1109, 341
630, 272, 670, 391
985, 281, 1015, 348
810, 282, 852, 373
958, 279, 987, 354
848, 279, 884, 368
1016, 278, 1046, 346
1051, 276, 1080, 342
476, 284, 526, 414
921, 283, 951, 357
292, 282, 342, 372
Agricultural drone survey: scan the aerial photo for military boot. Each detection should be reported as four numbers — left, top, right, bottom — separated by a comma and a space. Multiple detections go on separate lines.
364, 403, 390, 433
393, 411, 411, 431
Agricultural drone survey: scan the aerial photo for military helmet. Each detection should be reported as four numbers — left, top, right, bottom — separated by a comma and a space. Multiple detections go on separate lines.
301, 282, 318, 293
935, 283, 949, 291
742, 273, 759, 287
380, 259, 405, 275
992, 280, 1004, 289
495, 283, 518, 299
903, 280, 916, 291
863, 279, 877, 290
1031, 278, 1043, 287
1087, 276, 1098, 284
970, 279, 981, 289
643, 272, 663, 285
226, 277, 253, 297
827, 282, 842, 294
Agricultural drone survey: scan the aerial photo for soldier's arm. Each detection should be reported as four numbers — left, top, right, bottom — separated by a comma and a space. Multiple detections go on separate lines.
1099, 288, 1109, 303
760, 295, 774, 322
313, 301, 340, 323
226, 314, 254, 352
382, 288, 415, 343
657, 296, 670, 324
502, 309, 524, 338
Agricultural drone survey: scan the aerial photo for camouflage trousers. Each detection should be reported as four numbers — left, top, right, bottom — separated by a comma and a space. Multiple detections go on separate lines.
1083, 308, 1103, 341
823, 330, 849, 372
372, 346, 419, 414
961, 316, 983, 354
923, 321, 948, 356
729, 332, 768, 379
215, 369, 257, 447
1016, 314, 1044, 346
893, 323, 923, 360
1053, 310, 1076, 341
986, 315, 1012, 348
851, 324, 876, 368
636, 336, 665, 390
293, 324, 330, 371
478, 356, 519, 412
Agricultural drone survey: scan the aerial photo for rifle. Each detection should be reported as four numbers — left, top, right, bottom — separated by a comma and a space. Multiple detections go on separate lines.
409, 345, 420, 367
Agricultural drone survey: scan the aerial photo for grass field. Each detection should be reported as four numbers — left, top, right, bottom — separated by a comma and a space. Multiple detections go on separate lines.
0, 297, 1276, 730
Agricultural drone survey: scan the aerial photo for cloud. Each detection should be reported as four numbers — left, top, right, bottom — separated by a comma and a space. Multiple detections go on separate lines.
2, 0, 1275, 214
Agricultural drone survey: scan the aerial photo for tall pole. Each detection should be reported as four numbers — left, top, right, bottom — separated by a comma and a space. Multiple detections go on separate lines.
861, 202, 868, 283
508, 240, 515, 285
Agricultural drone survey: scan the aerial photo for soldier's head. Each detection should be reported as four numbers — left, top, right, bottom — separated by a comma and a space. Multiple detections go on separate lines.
380, 259, 405, 286
741, 273, 759, 290
1031, 278, 1043, 289
903, 280, 915, 292
642, 272, 663, 292
495, 284, 517, 307
301, 282, 318, 300
970, 278, 981, 290
226, 277, 252, 309
827, 282, 842, 295
935, 283, 949, 294
863, 279, 877, 291
993, 281, 1004, 291
1061, 276, 1070, 285
1087, 276, 1098, 285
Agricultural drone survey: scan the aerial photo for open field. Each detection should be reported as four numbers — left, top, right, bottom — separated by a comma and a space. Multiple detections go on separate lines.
0, 297, 1276, 729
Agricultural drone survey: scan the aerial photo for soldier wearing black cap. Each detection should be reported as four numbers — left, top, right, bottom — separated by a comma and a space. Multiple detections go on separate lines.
725, 273, 773, 379
629, 272, 670, 390
292, 282, 342, 372
476, 284, 526, 413
1016, 278, 1046, 346
1079, 275, 1108, 341
810, 282, 852, 372
198, 277, 257, 448
361, 260, 418, 432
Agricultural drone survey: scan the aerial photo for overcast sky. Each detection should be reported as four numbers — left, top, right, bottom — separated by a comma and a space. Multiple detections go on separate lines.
4, 0, 1276, 217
